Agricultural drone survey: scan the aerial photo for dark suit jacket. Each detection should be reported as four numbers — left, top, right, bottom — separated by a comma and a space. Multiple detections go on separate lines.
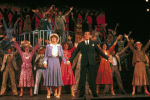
69, 40, 109, 66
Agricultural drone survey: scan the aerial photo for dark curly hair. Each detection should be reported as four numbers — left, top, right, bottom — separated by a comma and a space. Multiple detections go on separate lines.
7, 47, 13, 51
62, 42, 71, 50
100, 42, 107, 49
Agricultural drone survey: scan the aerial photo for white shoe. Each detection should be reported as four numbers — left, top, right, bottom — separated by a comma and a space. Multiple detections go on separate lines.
47, 95, 50, 98
56, 95, 60, 98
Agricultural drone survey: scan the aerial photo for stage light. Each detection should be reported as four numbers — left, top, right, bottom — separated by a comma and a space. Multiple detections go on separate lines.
146, 8, 149, 12
146, 0, 149, 2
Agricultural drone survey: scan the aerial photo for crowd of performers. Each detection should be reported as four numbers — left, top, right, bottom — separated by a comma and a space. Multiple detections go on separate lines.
0, 4, 150, 99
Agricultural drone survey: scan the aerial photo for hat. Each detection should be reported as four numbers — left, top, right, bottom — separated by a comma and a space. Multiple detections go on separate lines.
119, 35, 123, 37
25, 15, 30, 18
22, 41, 32, 49
134, 41, 142, 47
38, 46, 46, 53
49, 33, 59, 43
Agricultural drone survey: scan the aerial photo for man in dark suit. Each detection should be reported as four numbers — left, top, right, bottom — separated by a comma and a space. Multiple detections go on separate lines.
67, 31, 111, 98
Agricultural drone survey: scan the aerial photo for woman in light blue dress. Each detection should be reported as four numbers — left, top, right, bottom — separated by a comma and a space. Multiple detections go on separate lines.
43, 33, 66, 98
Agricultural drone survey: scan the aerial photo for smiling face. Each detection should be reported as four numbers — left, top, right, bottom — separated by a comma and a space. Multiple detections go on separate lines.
58, 11, 62, 16
84, 32, 90, 40
42, 13, 46, 18
39, 49, 45, 54
7, 48, 12, 54
9, 24, 13, 28
136, 43, 142, 50
43, 7, 47, 12
102, 44, 107, 50
119, 35, 123, 41
63, 43, 69, 50
51, 36, 57, 43
24, 47, 30, 53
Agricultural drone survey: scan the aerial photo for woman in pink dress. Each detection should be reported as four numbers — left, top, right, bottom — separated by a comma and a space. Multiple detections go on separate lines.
12, 37, 42, 97
60, 42, 77, 97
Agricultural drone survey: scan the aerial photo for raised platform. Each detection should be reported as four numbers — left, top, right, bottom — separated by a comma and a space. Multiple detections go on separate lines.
1, 93, 150, 100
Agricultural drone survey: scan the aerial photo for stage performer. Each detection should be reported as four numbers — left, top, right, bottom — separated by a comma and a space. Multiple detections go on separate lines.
124, 35, 150, 95
0, 47, 18, 96
32, 6, 54, 44
96, 36, 120, 95
59, 42, 77, 97
20, 14, 35, 32
43, 33, 67, 98
117, 31, 132, 70
67, 31, 112, 99
55, 7, 73, 42
71, 12, 82, 43
12, 37, 42, 97
1, 17, 20, 52
0, 35, 8, 45
33, 46, 53, 96
109, 45, 129, 94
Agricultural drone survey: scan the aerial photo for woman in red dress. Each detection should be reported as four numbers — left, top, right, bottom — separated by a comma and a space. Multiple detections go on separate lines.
60, 42, 77, 97
96, 36, 120, 95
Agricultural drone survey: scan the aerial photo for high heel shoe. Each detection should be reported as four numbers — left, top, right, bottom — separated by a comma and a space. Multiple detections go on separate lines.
71, 93, 75, 97
54, 94, 57, 96
30, 93, 33, 97
18, 94, 23, 98
111, 91, 115, 96
47, 92, 51, 98
56, 95, 60, 98
132, 91, 135, 95
96, 90, 99, 94
47, 95, 50, 98
145, 91, 150, 95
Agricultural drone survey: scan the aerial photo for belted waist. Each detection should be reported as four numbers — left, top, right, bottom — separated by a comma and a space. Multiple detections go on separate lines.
48, 56, 59, 58
101, 58, 107, 61
22, 63, 32, 69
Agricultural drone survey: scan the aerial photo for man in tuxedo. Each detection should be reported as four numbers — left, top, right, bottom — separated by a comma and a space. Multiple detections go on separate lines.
67, 31, 111, 98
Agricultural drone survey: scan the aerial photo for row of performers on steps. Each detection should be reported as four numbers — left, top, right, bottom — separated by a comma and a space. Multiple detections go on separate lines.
0, 33, 149, 98
0, 5, 120, 46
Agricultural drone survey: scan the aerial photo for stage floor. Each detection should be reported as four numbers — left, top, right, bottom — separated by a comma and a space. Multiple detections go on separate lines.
0, 93, 150, 100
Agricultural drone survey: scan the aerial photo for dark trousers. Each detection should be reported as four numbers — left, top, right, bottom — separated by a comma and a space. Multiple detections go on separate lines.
79, 63, 97, 96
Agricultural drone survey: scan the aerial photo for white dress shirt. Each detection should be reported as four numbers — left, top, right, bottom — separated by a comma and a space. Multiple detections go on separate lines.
85, 40, 89, 45
112, 56, 117, 66
43, 44, 59, 64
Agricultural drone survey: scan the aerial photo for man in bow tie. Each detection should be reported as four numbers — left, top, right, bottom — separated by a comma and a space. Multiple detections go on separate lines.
67, 31, 112, 98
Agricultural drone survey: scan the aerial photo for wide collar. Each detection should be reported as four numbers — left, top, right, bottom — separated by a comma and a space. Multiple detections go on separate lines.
50, 44, 60, 47
5, 54, 13, 60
